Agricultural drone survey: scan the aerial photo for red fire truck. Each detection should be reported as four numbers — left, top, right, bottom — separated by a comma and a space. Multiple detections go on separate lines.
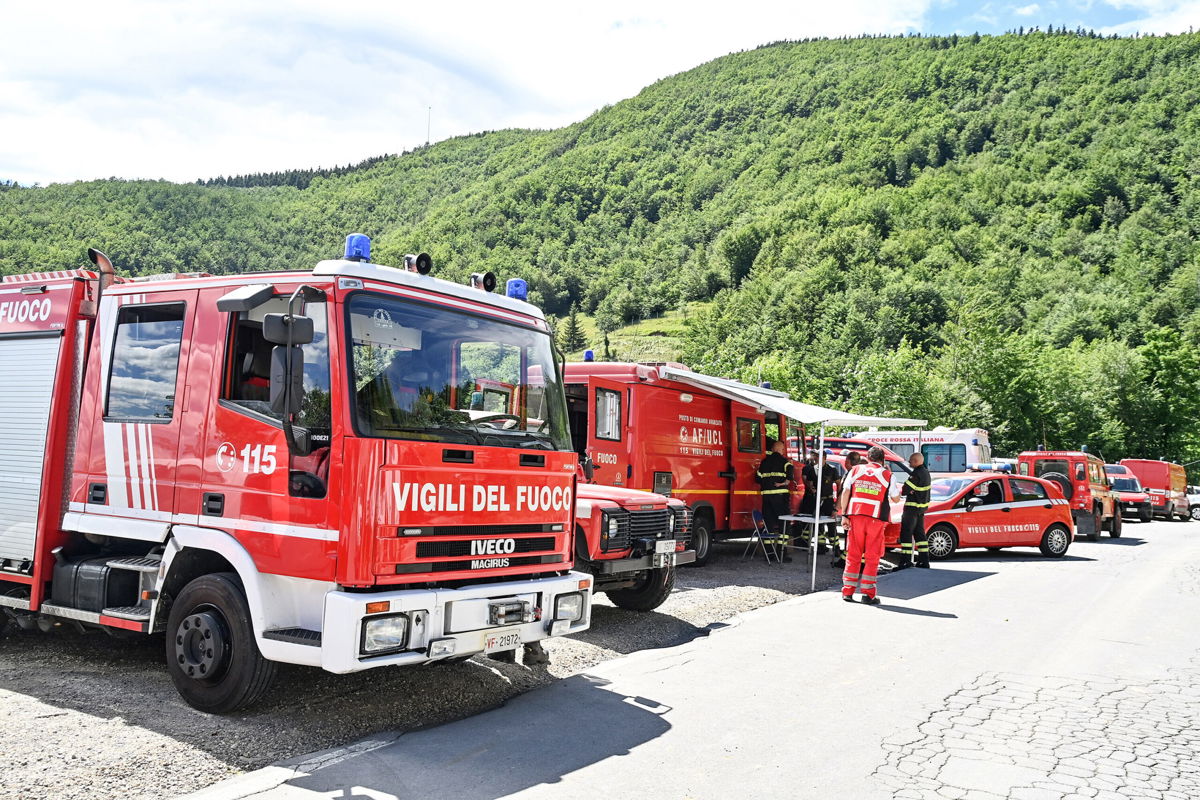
0, 236, 592, 712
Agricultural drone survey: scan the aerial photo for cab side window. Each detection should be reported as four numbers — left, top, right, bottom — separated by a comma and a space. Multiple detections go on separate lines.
223, 299, 331, 498
1009, 479, 1047, 502
595, 388, 622, 441
1075, 463, 1086, 481
107, 304, 186, 421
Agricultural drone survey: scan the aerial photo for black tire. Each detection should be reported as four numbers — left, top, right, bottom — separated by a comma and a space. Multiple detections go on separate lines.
926, 525, 957, 560
1041, 472, 1073, 501
1140, 506, 1154, 523
165, 572, 276, 714
687, 515, 714, 567
607, 567, 675, 612
1108, 509, 1122, 538
1039, 524, 1071, 558
1191, 505, 1200, 522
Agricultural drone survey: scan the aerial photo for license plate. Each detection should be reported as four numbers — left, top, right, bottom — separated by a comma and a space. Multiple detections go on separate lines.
655, 539, 676, 554
483, 630, 522, 654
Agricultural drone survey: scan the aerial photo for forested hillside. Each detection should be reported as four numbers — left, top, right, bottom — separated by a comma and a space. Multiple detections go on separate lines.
2, 31, 1199, 462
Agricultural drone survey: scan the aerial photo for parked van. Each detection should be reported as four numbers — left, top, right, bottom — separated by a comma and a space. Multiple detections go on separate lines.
1118, 459, 1189, 521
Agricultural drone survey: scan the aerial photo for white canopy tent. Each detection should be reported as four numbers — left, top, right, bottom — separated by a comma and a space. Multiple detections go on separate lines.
657, 366, 927, 589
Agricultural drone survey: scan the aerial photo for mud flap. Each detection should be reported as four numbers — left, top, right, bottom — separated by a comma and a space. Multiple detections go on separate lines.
1074, 511, 1097, 539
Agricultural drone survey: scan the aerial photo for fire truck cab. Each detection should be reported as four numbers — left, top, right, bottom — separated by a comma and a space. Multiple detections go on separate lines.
1015, 450, 1118, 541
0, 237, 592, 712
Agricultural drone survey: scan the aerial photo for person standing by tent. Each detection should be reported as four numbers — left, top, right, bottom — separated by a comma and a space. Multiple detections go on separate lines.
838, 446, 897, 605
801, 450, 837, 553
757, 438, 794, 558
897, 452, 932, 569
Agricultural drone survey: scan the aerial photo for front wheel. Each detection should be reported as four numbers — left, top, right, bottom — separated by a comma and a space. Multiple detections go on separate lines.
1040, 524, 1071, 558
607, 567, 675, 612
1191, 505, 1200, 522
926, 525, 957, 560
687, 516, 713, 567
1107, 510, 1122, 538
165, 572, 276, 714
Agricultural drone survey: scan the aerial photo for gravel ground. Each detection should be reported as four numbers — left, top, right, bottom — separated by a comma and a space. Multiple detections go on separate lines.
0, 541, 841, 800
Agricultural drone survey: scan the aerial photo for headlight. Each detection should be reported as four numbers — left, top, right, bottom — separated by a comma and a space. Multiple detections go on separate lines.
554, 592, 584, 622
607, 516, 620, 536
361, 613, 409, 655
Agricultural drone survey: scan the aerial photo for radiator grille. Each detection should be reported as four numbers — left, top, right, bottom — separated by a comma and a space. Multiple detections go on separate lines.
416, 536, 557, 558
395, 554, 565, 574
629, 509, 670, 538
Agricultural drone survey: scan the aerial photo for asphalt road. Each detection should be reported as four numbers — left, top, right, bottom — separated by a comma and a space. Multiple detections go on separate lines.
184, 519, 1200, 800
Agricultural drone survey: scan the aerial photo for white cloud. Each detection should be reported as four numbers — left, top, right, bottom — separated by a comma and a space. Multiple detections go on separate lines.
1100, 0, 1200, 33
0, 1, 934, 185
1014, 3, 1042, 15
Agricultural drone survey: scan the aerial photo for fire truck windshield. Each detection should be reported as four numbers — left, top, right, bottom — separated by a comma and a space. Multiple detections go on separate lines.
348, 293, 570, 450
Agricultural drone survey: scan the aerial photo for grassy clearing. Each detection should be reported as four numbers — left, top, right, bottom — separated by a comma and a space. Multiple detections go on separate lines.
560, 302, 711, 364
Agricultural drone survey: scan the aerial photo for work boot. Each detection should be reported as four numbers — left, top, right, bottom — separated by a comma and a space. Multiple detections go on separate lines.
860, 595, 881, 606
892, 561, 910, 571
522, 641, 550, 666
916, 559, 931, 569
842, 594, 855, 603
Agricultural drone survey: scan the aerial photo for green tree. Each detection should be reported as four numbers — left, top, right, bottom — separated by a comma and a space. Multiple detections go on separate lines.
557, 304, 587, 352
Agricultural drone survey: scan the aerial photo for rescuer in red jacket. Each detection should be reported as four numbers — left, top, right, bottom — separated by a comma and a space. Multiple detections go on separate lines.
838, 446, 896, 605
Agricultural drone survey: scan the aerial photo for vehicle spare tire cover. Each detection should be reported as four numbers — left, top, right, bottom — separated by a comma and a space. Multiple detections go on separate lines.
1041, 472, 1073, 501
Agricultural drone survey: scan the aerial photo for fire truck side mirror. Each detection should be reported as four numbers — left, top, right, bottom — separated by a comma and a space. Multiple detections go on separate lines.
269, 346, 305, 416
263, 313, 314, 346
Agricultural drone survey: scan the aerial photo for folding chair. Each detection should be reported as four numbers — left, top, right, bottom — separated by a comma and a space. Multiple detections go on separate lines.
742, 510, 784, 564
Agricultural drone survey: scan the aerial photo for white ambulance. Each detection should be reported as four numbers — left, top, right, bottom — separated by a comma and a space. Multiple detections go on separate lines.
855, 427, 992, 474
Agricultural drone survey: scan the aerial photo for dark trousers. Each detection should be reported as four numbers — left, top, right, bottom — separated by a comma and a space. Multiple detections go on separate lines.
900, 507, 928, 563
762, 494, 790, 535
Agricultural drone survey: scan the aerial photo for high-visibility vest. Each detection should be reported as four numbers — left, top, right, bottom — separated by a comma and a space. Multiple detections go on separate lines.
845, 463, 891, 520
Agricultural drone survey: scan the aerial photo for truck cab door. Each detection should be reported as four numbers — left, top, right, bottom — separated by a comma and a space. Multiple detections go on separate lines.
587, 378, 630, 487
84, 289, 198, 524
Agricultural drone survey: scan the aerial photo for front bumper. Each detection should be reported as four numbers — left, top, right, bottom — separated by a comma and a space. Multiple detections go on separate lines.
1119, 501, 1150, 517
319, 571, 592, 673
591, 548, 697, 575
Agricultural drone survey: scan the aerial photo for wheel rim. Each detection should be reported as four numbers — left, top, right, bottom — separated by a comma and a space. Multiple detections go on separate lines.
927, 530, 953, 558
1192, 507, 1200, 521
174, 607, 231, 683
1047, 528, 1068, 554
694, 525, 710, 560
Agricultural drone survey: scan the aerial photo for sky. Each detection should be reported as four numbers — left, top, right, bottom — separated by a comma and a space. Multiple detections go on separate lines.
1, 0, 1197, 186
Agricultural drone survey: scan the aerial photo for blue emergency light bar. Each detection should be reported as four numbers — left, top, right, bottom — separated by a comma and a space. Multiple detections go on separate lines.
345, 233, 371, 262
506, 278, 528, 301
583, 349, 595, 362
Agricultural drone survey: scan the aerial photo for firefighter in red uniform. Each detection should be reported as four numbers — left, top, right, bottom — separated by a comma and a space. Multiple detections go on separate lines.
838, 446, 897, 605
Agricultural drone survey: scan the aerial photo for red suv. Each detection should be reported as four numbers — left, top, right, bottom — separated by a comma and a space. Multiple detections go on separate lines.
1016, 450, 1119, 540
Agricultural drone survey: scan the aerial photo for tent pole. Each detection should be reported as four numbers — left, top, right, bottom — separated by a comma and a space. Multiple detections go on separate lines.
812, 423, 826, 592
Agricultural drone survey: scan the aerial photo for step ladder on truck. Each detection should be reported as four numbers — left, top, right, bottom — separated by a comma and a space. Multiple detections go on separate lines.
0, 236, 592, 712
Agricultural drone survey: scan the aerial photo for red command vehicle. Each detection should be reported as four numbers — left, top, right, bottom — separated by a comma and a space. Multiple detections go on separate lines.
1015, 450, 1119, 541
919, 474, 1074, 559
574, 482, 693, 611
563, 362, 808, 565
0, 237, 592, 712
1118, 459, 1189, 521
